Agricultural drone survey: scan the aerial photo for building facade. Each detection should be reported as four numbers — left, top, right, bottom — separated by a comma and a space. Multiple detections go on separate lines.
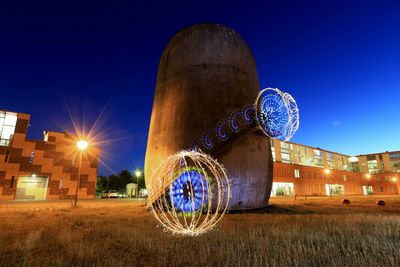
0, 110, 98, 200
271, 139, 399, 197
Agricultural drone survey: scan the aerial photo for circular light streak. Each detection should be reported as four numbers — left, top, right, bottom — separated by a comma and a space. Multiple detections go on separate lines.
243, 105, 255, 123
255, 88, 299, 141
202, 130, 214, 150
229, 110, 241, 132
147, 150, 231, 236
215, 120, 229, 141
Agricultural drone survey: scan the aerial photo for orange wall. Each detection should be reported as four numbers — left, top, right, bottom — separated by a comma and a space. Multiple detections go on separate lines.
273, 162, 399, 196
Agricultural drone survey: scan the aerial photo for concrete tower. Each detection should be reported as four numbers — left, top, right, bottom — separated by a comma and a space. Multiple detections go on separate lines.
145, 24, 273, 209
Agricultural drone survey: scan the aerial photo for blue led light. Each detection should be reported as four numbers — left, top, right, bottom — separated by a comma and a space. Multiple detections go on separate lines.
215, 120, 229, 141
229, 111, 241, 132
243, 105, 255, 123
202, 130, 214, 149
256, 88, 299, 141
167, 168, 208, 213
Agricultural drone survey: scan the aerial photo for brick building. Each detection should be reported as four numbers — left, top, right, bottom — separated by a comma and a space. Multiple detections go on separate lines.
271, 139, 399, 197
0, 110, 98, 200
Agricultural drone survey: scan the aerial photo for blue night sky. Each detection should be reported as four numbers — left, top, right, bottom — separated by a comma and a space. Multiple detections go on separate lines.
1, 1, 399, 175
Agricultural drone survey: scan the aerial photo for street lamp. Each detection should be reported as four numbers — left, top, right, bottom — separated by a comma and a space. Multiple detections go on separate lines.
73, 139, 88, 207
134, 169, 142, 198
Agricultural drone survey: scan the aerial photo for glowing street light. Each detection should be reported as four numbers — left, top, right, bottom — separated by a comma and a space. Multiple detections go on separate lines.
135, 170, 142, 178
77, 139, 88, 150
73, 139, 88, 207
324, 169, 331, 175
392, 177, 397, 183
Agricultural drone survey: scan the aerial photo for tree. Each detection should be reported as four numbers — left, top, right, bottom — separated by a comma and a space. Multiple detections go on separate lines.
96, 176, 108, 194
119, 170, 132, 188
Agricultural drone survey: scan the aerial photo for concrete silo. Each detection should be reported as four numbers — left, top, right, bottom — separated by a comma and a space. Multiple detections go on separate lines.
145, 24, 273, 210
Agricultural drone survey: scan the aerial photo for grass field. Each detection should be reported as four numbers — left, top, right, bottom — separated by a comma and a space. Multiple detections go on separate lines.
1, 196, 400, 267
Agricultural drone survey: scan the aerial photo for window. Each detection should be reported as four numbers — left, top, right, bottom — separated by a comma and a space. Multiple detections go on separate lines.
313, 149, 323, 166
362, 186, 373, 195
325, 184, 344, 196
367, 160, 378, 173
281, 142, 292, 163
327, 152, 334, 168
294, 169, 300, 178
0, 111, 17, 146
343, 175, 347, 181
389, 153, 400, 172
389, 154, 400, 159
270, 139, 275, 162
271, 182, 294, 197
391, 161, 400, 172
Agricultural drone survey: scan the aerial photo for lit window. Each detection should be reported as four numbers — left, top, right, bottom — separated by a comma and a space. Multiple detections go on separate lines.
270, 139, 276, 162
327, 152, 334, 168
343, 175, 347, 181
281, 142, 293, 163
313, 149, 323, 166
294, 169, 300, 178
271, 182, 294, 197
367, 160, 378, 174
0, 111, 17, 146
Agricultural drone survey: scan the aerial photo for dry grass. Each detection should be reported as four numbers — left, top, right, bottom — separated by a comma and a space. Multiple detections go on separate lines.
1, 196, 400, 267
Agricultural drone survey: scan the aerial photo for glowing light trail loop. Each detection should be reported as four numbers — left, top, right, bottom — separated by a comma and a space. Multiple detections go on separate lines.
147, 150, 231, 236
255, 88, 299, 141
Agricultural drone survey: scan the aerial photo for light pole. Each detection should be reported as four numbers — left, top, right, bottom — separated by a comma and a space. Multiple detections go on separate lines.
324, 169, 331, 197
134, 169, 142, 198
73, 139, 88, 207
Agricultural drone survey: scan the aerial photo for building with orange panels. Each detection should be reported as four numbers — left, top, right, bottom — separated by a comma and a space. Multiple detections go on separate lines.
271, 139, 399, 197
0, 110, 98, 200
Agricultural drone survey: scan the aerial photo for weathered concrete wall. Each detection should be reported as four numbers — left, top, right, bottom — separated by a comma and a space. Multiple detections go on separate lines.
145, 24, 273, 209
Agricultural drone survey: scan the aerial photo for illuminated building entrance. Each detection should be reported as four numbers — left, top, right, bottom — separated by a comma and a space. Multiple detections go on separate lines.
325, 184, 344, 196
271, 182, 294, 197
16, 176, 49, 200
362, 185, 373, 195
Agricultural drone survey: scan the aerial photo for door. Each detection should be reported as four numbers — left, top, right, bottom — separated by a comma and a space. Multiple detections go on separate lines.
16, 176, 48, 200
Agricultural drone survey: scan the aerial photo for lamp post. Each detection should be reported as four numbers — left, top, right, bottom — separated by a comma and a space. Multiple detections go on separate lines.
134, 169, 142, 198
324, 169, 331, 197
73, 139, 88, 207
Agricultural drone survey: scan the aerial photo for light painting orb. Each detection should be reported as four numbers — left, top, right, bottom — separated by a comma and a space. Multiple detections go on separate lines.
147, 150, 231, 236
166, 167, 208, 213
256, 88, 299, 141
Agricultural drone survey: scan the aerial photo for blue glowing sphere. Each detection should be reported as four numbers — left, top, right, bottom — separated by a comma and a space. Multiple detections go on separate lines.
256, 88, 299, 141
168, 168, 208, 213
